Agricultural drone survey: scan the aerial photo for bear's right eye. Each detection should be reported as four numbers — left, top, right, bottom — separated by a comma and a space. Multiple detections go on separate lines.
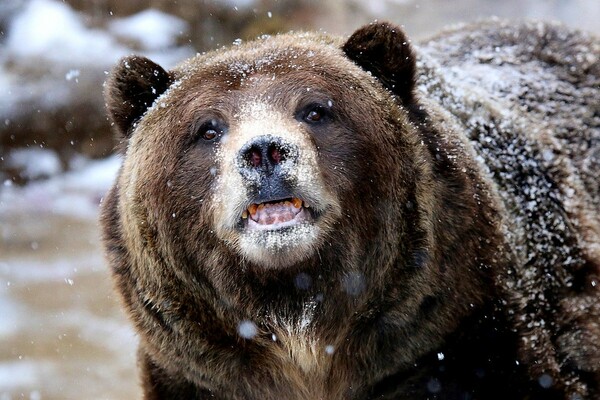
203, 128, 218, 141
196, 119, 225, 142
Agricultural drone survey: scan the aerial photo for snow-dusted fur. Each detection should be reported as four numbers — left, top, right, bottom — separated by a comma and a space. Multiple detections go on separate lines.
101, 20, 599, 399
418, 20, 600, 398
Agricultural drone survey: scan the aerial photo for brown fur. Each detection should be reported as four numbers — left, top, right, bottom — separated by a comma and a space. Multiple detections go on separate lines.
101, 21, 600, 399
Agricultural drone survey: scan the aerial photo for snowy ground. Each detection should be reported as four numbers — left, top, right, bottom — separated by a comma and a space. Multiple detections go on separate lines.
0, 0, 598, 399
0, 156, 142, 400
0, 1, 192, 398
0, 4, 180, 395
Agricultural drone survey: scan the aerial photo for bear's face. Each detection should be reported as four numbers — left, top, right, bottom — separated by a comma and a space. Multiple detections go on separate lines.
105, 27, 418, 271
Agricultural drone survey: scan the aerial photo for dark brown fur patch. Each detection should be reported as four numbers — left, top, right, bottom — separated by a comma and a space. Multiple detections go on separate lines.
105, 56, 172, 144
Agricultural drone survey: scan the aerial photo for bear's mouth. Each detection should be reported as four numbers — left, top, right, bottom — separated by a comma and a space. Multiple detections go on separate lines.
241, 197, 312, 231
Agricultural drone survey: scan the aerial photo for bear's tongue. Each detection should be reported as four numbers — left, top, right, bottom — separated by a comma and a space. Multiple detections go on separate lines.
245, 198, 303, 225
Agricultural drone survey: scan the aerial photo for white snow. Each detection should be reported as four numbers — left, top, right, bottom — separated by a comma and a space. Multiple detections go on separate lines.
0, 360, 46, 389
109, 9, 188, 51
237, 320, 258, 339
0, 0, 193, 120
0, 293, 24, 337
5, 0, 128, 65
6, 148, 62, 180
0, 149, 139, 398
538, 373, 553, 388
217, 0, 256, 8
0, 154, 121, 220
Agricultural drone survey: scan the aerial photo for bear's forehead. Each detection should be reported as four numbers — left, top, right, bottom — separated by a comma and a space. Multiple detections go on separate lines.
142, 33, 384, 124
150, 36, 371, 115
173, 33, 351, 87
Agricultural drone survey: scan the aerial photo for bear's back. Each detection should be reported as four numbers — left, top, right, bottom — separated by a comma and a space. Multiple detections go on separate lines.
416, 22, 600, 398
417, 19, 600, 206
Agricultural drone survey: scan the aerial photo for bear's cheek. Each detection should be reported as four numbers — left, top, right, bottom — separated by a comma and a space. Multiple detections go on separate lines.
120, 122, 218, 230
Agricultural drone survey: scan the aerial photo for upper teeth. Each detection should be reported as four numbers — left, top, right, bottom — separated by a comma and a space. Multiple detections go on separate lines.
242, 198, 304, 219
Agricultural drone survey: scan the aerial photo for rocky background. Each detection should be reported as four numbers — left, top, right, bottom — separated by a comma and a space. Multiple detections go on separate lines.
0, 1, 598, 399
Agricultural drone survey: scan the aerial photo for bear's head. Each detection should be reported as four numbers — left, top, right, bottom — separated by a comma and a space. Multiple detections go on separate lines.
102, 24, 505, 394
104, 22, 426, 274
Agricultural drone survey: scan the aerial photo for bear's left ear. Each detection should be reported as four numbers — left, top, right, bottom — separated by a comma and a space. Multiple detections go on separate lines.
343, 22, 416, 106
104, 55, 173, 140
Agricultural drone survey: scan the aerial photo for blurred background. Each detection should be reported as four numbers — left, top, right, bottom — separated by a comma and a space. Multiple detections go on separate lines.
0, 0, 598, 398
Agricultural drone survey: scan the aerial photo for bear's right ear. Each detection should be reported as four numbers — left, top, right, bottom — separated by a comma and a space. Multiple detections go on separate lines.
343, 22, 416, 106
104, 56, 173, 140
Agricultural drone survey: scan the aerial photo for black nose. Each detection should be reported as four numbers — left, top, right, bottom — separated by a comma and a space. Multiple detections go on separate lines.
237, 135, 298, 176
236, 135, 299, 201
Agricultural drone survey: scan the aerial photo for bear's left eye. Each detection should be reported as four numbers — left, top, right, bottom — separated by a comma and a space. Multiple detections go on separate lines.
298, 103, 331, 125
306, 108, 324, 123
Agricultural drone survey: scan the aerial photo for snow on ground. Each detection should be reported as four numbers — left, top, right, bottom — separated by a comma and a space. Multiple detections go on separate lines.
109, 9, 189, 51
5, 148, 62, 181
1, 155, 121, 220
4, 0, 191, 65
0, 155, 140, 400
5, 0, 128, 65
0, 0, 193, 119
0, 1, 193, 396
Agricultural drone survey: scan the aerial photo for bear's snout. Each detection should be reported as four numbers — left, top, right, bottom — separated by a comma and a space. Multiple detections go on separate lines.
236, 134, 300, 203
237, 134, 299, 174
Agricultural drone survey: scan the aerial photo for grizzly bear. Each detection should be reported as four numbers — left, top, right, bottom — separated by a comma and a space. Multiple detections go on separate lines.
101, 20, 600, 400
